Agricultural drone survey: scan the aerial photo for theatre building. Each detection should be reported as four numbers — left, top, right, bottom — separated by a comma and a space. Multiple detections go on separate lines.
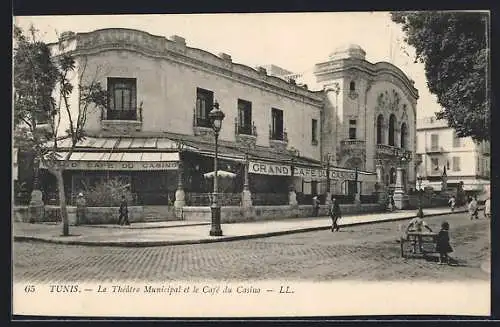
37, 29, 392, 221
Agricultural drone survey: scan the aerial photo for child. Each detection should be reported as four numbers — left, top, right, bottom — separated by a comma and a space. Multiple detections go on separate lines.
435, 221, 453, 265
448, 195, 456, 212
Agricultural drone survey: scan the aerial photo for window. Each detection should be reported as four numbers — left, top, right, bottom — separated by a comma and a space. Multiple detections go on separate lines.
349, 81, 356, 91
447, 160, 450, 170
237, 99, 252, 135
431, 158, 439, 172
431, 134, 439, 150
388, 114, 396, 146
400, 123, 407, 149
195, 88, 214, 128
311, 119, 318, 144
452, 157, 461, 171
349, 119, 356, 139
107, 78, 137, 120
453, 133, 462, 147
271, 108, 284, 140
376, 114, 384, 144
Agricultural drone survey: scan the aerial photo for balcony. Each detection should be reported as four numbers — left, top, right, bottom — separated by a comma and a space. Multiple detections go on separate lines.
235, 119, 257, 148
269, 126, 288, 153
425, 146, 445, 154
193, 115, 214, 137
101, 107, 143, 134
376, 144, 412, 160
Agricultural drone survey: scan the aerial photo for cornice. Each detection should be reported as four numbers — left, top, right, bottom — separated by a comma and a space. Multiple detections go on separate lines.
314, 58, 419, 100
64, 28, 323, 107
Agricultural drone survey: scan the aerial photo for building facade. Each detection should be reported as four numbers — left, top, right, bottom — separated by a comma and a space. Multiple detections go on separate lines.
415, 116, 490, 193
313, 44, 418, 204
36, 29, 381, 210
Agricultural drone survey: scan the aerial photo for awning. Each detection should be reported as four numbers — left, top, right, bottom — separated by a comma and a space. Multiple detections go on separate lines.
41, 152, 179, 171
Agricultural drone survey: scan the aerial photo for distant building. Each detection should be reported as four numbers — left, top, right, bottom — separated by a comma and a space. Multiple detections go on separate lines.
415, 116, 490, 193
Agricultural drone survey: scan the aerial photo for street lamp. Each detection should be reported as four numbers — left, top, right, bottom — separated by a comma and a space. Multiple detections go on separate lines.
416, 174, 424, 218
208, 100, 225, 237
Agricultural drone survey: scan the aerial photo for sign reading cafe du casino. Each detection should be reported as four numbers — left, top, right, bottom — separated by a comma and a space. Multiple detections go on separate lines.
248, 161, 355, 180
53, 160, 179, 171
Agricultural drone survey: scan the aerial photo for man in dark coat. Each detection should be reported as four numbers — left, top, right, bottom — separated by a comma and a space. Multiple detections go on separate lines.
329, 196, 342, 232
118, 195, 130, 226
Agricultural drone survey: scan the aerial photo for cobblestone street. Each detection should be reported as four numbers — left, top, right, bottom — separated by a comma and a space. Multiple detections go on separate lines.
13, 213, 490, 282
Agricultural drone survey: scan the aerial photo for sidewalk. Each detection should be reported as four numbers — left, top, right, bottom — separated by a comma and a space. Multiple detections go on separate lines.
13, 207, 465, 247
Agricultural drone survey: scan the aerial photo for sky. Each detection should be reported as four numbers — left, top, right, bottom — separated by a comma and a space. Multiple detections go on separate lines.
13, 12, 442, 119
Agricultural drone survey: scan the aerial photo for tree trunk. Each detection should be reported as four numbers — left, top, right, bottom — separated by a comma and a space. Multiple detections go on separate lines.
55, 169, 69, 236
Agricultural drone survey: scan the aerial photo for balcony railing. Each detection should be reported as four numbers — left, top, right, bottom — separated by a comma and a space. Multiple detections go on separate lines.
235, 119, 257, 137
103, 107, 143, 122
425, 146, 444, 154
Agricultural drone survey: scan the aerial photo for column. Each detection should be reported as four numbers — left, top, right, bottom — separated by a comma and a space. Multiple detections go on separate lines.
288, 162, 298, 207
241, 155, 252, 208
375, 162, 387, 207
393, 166, 409, 209
174, 159, 185, 210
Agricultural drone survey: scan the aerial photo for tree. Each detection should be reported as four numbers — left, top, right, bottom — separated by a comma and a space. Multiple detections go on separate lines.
13, 25, 108, 236
391, 11, 490, 142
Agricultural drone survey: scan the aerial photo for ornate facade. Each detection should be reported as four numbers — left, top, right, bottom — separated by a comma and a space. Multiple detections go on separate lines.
314, 44, 418, 196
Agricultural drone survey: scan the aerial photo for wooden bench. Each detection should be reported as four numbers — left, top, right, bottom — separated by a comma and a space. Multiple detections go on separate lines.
400, 231, 438, 258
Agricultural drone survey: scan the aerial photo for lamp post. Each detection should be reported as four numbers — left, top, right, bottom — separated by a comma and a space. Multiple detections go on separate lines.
208, 101, 225, 237
416, 174, 424, 218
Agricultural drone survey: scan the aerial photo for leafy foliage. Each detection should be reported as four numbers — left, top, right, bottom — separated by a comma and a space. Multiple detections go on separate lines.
84, 178, 134, 207
13, 25, 109, 235
391, 12, 489, 141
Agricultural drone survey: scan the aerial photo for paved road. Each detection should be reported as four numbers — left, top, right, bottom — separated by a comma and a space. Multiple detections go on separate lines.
13, 212, 490, 282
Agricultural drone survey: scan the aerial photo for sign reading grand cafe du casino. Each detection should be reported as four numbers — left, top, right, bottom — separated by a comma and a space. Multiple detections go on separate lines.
248, 161, 356, 180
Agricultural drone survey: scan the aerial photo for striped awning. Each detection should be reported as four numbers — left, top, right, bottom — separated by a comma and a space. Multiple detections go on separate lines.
41, 151, 179, 171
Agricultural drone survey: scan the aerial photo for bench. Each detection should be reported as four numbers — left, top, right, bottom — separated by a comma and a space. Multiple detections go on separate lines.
400, 232, 438, 258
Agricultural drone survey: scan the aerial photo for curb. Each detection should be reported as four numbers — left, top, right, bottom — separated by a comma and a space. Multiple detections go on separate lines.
81, 222, 211, 230
14, 209, 466, 247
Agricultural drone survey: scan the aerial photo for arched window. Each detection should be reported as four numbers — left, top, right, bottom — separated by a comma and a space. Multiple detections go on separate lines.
389, 167, 396, 184
400, 123, 407, 149
349, 81, 356, 91
388, 114, 396, 146
376, 114, 384, 144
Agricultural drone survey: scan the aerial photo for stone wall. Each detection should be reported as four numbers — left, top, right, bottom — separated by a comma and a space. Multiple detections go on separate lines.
181, 203, 384, 223
13, 205, 144, 225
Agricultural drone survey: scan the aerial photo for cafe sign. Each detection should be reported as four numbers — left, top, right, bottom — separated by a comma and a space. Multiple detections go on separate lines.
293, 167, 356, 181
42, 161, 179, 171
248, 161, 357, 180
248, 161, 292, 176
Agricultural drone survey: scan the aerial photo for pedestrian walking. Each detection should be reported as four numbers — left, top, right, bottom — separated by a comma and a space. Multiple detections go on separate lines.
312, 195, 320, 217
118, 195, 130, 226
329, 196, 342, 232
75, 192, 86, 225
448, 195, 456, 212
436, 221, 454, 265
484, 197, 491, 219
468, 196, 478, 220
390, 194, 396, 211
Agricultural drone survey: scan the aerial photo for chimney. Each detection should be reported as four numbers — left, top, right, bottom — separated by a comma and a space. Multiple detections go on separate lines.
169, 35, 186, 46
256, 66, 267, 75
219, 52, 232, 62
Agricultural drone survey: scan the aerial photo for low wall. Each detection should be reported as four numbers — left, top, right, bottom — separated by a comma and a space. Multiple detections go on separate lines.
79, 206, 145, 224
13, 205, 144, 225
407, 194, 449, 209
181, 203, 385, 223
